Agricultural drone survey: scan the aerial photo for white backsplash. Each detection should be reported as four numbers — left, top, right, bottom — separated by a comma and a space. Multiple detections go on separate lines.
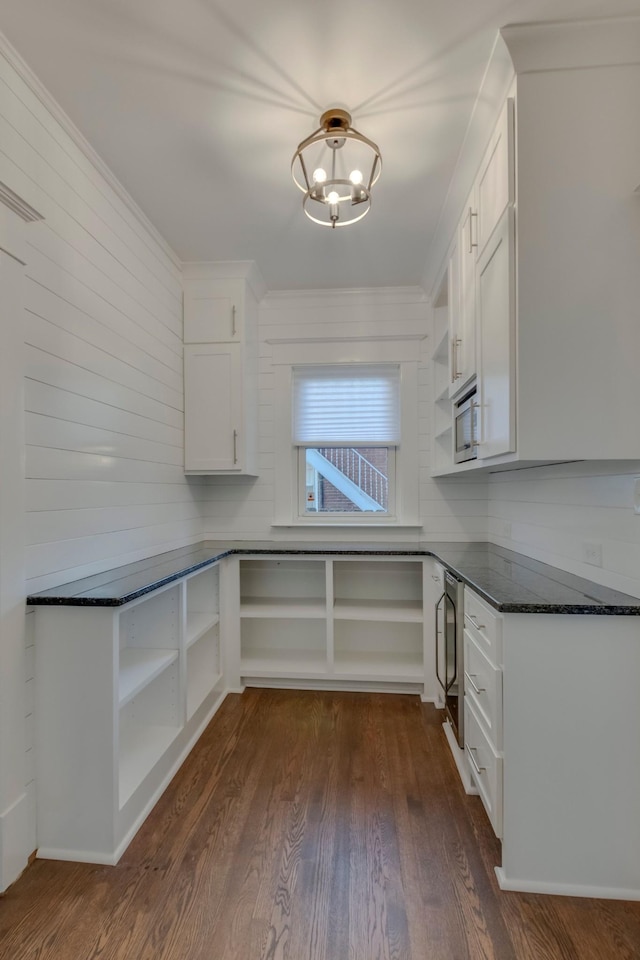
488, 461, 640, 598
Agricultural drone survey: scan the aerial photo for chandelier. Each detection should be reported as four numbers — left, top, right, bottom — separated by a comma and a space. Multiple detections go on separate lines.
291, 108, 382, 229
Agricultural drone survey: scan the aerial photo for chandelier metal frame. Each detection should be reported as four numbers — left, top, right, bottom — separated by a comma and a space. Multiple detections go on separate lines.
291, 108, 382, 228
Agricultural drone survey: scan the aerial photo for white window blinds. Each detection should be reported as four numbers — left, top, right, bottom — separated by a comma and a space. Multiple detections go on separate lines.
292, 364, 401, 445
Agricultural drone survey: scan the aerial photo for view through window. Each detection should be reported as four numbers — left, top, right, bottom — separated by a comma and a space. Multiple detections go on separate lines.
304, 446, 391, 514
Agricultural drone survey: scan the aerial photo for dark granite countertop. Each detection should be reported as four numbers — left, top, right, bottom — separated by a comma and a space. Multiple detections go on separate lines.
26, 540, 640, 615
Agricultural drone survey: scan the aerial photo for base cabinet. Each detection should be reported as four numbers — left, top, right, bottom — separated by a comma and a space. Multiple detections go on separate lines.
460, 585, 640, 900
34, 563, 226, 865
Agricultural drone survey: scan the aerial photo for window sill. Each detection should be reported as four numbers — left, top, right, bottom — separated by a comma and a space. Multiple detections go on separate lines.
271, 521, 424, 529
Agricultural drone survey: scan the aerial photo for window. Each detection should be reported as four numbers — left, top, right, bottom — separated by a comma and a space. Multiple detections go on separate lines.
292, 365, 400, 520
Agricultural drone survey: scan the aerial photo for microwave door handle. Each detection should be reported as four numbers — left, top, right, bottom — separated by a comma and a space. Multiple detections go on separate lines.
435, 591, 446, 693
444, 590, 458, 692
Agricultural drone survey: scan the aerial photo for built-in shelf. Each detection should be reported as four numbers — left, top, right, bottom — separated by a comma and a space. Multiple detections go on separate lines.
240, 597, 326, 618
333, 598, 423, 623
434, 381, 451, 403
333, 651, 423, 681
119, 722, 180, 809
241, 648, 328, 678
434, 424, 453, 441
118, 648, 179, 707
433, 327, 449, 361
186, 611, 220, 648
187, 669, 222, 719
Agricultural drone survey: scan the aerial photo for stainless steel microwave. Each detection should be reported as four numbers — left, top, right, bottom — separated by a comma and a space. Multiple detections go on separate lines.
454, 384, 479, 463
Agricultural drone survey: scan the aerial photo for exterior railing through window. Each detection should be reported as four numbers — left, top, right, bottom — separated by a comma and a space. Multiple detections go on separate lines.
317, 447, 388, 510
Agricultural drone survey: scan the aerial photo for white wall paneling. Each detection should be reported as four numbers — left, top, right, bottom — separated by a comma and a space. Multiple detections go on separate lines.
488, 462, 640, 598
0, 35, 205, 888
0, 43, 208, 595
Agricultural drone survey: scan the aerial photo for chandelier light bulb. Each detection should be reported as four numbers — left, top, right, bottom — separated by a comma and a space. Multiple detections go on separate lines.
326, 190, 340, 205
313, 168, 327, 183
349, 169, 363, 184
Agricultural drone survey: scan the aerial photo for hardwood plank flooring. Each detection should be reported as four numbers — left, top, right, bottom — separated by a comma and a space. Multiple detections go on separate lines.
2, 689, 640, 960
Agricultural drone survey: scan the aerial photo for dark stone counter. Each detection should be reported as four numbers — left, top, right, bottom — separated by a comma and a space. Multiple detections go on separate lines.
26, 540, 640, 615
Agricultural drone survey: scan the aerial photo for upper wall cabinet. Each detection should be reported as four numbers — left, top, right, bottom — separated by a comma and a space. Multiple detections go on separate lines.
432, 22, 640, 475
183, 266, 263, 476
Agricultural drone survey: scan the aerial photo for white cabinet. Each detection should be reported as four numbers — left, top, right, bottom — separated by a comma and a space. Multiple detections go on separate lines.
184, 343, 243, 471
447, 209, 476, 397
432, 48, 640, 475
475, 99, 515, 257
34, 563, 226, 864
463, 588, 503, 837
476, 208, 516, 459
458, 585, 640, 899
184, 278, 244, 344
236, 556, 429, 695
183, 267, 261, 476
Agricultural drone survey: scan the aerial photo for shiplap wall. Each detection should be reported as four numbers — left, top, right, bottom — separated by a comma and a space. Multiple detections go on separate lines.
488, 462, 640, 597
201, 289, 488, 541
0, 44, 205, 595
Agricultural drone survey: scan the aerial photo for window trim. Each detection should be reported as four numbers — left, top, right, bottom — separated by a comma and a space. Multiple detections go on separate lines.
271, 343, 420, 528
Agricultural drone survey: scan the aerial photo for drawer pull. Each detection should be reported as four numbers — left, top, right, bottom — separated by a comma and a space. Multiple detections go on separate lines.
468, 746, 486, 775
464, 671, 485, 695
468, 613, 486, 630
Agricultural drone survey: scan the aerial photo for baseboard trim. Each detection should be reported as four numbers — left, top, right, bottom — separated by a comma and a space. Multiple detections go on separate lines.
443, 720, 478, 796
495, 867, 640, 901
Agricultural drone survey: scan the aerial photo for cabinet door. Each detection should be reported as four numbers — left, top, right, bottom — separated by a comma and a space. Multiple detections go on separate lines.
477, 209, 516, 459
448, 203, 477, 397
447, 233, 462, 396
475, 98, 514, 257
184, 344, 242, 471
183, 278, 244, 343
458, 203, 477, 386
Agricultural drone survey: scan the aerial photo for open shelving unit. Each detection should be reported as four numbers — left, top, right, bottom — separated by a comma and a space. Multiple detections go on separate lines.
431, 295, 455, 475
34, 560, 227, 866
185, 565, 222, 719
238, 556, 427, 692
240, 559, 328, 678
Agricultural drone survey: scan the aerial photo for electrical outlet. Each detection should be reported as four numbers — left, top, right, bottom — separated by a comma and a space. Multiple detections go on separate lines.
582, 541, 603, 567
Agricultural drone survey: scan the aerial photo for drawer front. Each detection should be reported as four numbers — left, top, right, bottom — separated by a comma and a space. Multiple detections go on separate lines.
464, 630, 502, 750
465, 699, 503, 838
464, 588, 502, 666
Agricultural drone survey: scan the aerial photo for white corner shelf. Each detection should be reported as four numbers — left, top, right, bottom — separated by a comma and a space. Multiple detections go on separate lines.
118, 648, 179, 707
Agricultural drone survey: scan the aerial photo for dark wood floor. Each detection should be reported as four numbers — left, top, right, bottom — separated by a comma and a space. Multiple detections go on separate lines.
2, 690, 640, 960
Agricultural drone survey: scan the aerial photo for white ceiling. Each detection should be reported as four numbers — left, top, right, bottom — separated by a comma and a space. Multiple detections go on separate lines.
0, 0, 637, 290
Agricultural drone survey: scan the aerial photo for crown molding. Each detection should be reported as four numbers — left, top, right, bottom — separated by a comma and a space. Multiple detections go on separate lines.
0, 30, 181, 271
501, 16, 640, 74
181, 260, 268, 301
0, 180, 43, 222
